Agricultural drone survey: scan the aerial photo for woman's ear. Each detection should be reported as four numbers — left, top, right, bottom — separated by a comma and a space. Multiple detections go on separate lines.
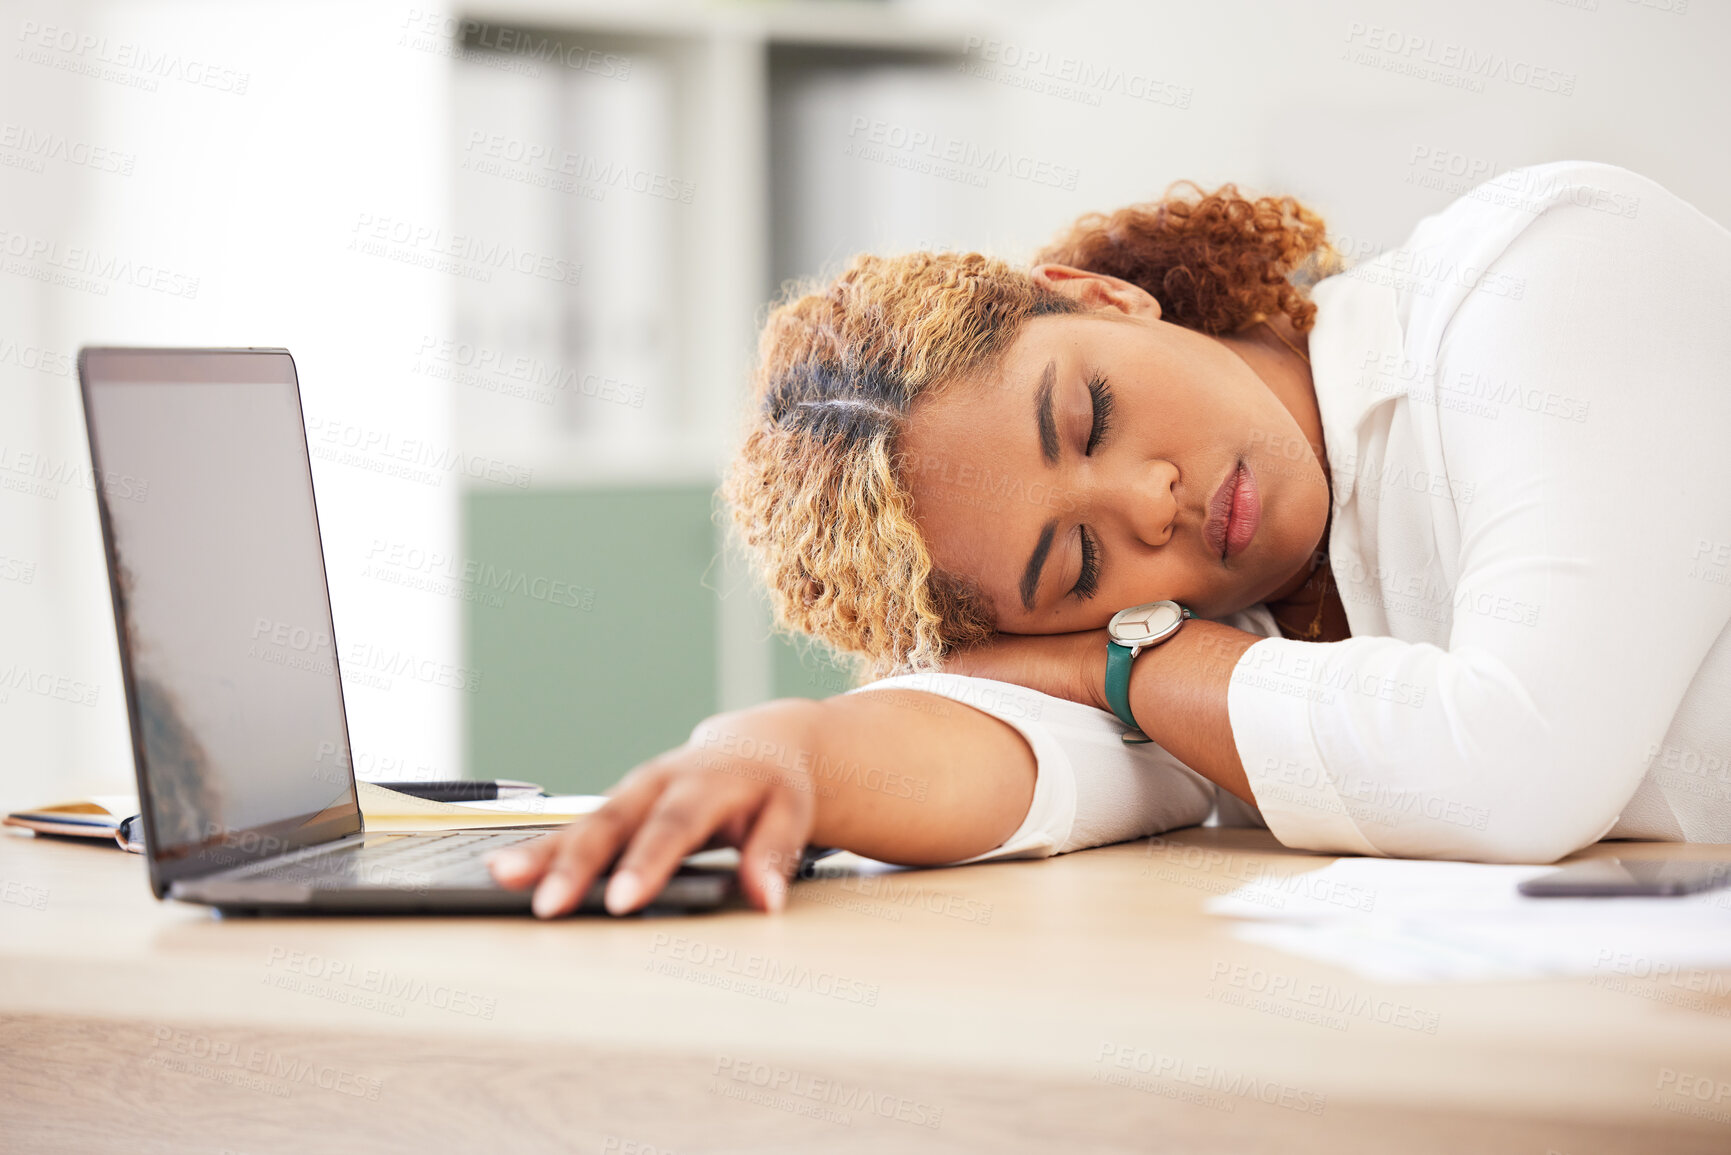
1031, 264, 1162, 320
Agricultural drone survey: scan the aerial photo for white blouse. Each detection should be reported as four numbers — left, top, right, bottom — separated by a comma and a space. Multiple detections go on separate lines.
856, 162, 1731, 865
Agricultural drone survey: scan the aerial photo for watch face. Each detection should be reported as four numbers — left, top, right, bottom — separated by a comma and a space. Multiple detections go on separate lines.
1108, 601, 1185, 646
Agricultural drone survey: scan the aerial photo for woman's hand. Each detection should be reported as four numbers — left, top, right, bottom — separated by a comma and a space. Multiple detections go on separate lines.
941, 629, 1110, 712
486, 687, 1043, 917
487, 703, 820, 918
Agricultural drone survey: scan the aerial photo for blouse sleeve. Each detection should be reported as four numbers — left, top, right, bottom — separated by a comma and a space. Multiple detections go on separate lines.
847, 605, 1282, 863
1230, 164, 1731, 863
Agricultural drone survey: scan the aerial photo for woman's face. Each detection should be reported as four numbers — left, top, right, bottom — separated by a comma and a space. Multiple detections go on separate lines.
898, 267, 1332, 634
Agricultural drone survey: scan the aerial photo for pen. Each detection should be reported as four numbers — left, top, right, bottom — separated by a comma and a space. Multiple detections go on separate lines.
373, 779, 545, 803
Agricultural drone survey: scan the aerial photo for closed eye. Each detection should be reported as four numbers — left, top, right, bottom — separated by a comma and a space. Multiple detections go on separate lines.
1071, 373, 1112, 599
1072, 526, 1100, 600
1085, 372, 1114, 455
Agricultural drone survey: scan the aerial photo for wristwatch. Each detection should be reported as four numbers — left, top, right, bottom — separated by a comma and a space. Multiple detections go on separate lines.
1105, 600, 1192, 744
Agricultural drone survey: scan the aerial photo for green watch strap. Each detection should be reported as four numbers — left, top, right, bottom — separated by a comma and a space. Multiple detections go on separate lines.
1105, 641, 1151, 744
1105, 604, 1192, 745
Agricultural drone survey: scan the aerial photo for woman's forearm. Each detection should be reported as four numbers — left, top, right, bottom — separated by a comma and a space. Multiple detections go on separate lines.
1119, 622, 1259, 804
941, 621, 1263, 805
688, 689, 1038, 865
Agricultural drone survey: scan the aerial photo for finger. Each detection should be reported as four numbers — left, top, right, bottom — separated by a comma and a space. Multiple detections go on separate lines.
708, 809, 754, 850
486, 771, 664, 890
529, 775, 668, 918
502, 749, 683, 909
605, 778, 748, 915
485, 829, 560, 890
738, 788, 814, 913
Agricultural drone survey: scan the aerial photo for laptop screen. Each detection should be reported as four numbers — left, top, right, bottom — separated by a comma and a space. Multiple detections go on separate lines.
81, 349, 360, 888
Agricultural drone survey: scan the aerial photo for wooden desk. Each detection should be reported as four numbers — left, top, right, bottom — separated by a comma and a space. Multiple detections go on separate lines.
2, 826, 1729, 1154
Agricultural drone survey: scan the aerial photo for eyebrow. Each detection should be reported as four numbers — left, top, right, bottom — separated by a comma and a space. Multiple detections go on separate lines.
1034, 359, 1059, 465
1020, 519, 1058, 611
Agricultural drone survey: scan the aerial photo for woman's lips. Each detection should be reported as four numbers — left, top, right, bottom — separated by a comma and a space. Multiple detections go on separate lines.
1225, 463, 1261, 558
1206, 461, 1261, 561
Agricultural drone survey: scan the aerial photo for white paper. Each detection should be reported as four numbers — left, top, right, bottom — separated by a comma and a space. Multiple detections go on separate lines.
1205, 858, 1731, 984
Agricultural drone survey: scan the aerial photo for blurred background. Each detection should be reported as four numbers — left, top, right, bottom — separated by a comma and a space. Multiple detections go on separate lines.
2, 0, 1724, 804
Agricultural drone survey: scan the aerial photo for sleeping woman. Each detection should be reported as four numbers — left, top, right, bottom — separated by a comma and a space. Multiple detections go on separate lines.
490, 160, 1731, 918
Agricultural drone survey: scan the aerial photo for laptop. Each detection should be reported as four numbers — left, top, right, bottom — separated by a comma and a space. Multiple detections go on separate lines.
78, 347, 731, 915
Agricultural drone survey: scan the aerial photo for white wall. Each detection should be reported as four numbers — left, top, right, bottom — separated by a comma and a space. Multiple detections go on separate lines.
812, 0, 1729, 268
0, 0, 456, 809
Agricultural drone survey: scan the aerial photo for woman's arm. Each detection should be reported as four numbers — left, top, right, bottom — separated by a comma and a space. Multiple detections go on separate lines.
940, 623, 1262, 804
487, 690, 1036, 917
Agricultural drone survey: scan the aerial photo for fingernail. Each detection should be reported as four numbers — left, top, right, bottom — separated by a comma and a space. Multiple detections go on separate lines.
605, 870, 643, 915
489, 849, 529, 877
532, 873, 574, 919
763, 871, 787, 914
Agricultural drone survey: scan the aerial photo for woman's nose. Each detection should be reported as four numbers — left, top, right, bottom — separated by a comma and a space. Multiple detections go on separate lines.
1124, 460, 1179, 547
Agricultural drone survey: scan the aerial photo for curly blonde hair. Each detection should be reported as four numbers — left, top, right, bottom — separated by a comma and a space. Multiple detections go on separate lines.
722, 183, 1333, 679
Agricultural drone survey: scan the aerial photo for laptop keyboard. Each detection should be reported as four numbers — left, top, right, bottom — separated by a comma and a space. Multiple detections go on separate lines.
230, 830, 549, 891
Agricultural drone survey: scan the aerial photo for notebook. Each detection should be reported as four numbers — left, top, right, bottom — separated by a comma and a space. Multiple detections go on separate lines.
3, 795, 139, 847
5, 785, 605, 853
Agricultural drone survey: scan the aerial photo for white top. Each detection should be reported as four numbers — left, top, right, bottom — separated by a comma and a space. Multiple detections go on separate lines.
855, 162, 1731, 865
852, 605, 1281, 863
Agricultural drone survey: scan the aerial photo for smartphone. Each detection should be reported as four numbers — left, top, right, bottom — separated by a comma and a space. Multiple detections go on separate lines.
1518, 858, 1731, 898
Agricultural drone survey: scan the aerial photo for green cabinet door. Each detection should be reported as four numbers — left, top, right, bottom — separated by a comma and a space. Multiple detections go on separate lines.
464, 486, 720, 795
